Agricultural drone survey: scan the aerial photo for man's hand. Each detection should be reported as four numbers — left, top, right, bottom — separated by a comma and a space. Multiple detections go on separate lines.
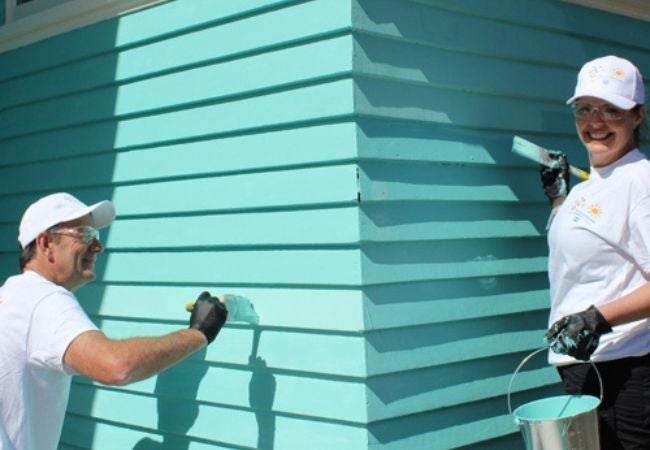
189, 291, 228, 344
540, 151, 570, 202
545, 305, 613, 361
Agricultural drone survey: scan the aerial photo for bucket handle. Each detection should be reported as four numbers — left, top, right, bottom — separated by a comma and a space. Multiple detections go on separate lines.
507, 346, 604, 417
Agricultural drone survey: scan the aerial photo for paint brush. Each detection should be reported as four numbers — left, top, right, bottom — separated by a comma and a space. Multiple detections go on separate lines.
512, 136, 589, 181
186, 294, 259, 324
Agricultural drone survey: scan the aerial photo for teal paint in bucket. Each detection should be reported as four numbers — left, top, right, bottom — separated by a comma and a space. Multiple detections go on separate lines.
508, 348, 603, 450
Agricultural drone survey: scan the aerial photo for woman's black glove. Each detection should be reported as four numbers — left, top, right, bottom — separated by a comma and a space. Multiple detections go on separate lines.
545, 305, 612, 361
189, 291, 228, 343
540, 151, 570, 201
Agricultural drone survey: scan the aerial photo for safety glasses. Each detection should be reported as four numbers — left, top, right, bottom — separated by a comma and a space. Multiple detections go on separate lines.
49, 225, 100, 244
571, 102, 626, 122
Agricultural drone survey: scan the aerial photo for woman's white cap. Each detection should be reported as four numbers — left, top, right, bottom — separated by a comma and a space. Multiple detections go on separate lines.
18, 192, 116, 248
566, 55, 645, 110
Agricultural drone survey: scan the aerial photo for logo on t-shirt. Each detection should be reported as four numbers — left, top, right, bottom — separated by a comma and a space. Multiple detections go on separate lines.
569, 197, 603, 224
587, 204, 603, 218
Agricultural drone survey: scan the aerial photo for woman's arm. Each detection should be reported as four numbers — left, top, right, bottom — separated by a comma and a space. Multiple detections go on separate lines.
598, 281, 650, 326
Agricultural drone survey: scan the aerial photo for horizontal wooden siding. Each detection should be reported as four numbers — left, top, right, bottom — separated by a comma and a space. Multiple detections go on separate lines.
0, 1, 372, 449
352, 0, 649, 448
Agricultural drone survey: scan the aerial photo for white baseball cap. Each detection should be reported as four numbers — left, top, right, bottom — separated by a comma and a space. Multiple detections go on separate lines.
566, 55, 645, 109
18, 192, 116, 248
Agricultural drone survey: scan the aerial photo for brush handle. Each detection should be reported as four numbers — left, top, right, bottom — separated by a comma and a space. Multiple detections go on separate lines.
511, 136, 590, 181
569, 165, 590, 181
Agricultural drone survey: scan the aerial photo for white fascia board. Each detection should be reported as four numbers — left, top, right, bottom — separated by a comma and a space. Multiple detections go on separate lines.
560, 0, 650, 22
0, 0, 167, 53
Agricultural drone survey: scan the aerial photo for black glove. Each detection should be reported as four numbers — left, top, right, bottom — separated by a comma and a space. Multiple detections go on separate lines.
189, 291, 228, 343
545, 305, 612, 361
540, 151, 570, 202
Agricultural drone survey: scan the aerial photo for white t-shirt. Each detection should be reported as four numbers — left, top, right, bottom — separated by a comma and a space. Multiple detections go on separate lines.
548, 149, 650, 365
0, 270, 98, 450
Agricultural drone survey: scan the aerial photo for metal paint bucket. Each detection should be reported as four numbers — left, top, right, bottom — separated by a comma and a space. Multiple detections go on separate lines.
507, 347, 603, 450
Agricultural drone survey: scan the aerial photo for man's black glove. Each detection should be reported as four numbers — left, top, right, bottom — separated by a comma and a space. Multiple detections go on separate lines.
189, 291, 228, 343
545, 305, 612, 361
540, 151, 570, 202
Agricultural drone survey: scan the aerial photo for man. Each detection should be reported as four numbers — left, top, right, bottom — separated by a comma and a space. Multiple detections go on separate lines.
0, 192, 227, 450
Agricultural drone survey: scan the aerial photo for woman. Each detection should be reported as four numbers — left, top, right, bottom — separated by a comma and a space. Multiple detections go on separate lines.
542, 55, 648, 449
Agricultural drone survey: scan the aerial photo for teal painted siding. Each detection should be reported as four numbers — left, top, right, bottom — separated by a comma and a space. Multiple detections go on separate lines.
0, 0, 648, 449
353, 0, 649, 449
0, 1, 367, 449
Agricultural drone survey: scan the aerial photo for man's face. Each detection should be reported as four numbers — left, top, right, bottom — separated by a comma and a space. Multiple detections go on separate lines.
48, 214, 104, 291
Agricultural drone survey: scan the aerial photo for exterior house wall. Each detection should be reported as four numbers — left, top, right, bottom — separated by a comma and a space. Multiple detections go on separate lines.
353, 1, 648, 448
1, 1, 367, 449
0, 0, 647, 449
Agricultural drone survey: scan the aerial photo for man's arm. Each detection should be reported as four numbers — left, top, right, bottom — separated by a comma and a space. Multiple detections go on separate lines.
64, 329, 206, 385
65, 291, 227, 386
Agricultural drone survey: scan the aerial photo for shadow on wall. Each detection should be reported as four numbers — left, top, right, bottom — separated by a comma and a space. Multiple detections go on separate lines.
129, 330, 277, 450
350, 0, 597, 448
0, 13, 125, 450
133, 348, 209, 450
356, 119, 573, 224
353, 0, 593, 181
249, 329, 278, 450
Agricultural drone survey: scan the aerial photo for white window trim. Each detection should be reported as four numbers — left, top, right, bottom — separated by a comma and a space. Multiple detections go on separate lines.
561, 0, 650, 22
0, 0, 167, 53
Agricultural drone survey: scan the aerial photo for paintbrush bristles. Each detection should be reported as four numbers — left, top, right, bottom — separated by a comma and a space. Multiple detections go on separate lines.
512, 136, 590, 180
